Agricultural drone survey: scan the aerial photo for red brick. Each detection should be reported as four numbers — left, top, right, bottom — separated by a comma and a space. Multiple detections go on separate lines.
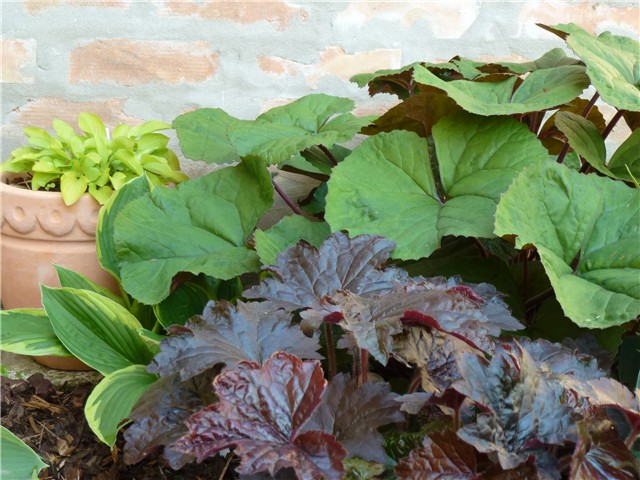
24, 0, 127, 13
13, 97, 139, 131
1, 39, 36, 84
519, 1, 640, 37
259, 47, 402, 88
160, 0, 308, 31
69, 40, 218, 85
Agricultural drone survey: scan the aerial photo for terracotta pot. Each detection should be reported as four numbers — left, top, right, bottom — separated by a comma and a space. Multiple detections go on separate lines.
31, 354, 94, 371
0, 179, 119, 309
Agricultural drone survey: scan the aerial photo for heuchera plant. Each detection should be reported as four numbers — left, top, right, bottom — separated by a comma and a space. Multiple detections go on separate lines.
1, 22, 638, 479
123, 233, 639, 479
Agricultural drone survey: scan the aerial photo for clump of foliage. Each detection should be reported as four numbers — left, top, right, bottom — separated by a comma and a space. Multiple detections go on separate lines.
121, 233, 639, 479
1, 22, 638, 479
1, 112, 187, 205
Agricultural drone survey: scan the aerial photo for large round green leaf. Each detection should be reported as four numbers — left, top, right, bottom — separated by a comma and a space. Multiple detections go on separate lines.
0, 308, 70, 357
85, 364, 157, 446
541, 23, 640, 112
413, 64, 589, 116
114, 159, 273, 304
42, 287, 154, 375
326, 113, 548, 259
174, 94, 376, 165
495, 161, 640, 328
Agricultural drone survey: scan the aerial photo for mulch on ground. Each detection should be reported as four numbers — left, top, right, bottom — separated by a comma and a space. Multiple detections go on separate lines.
1, 374, 234, 479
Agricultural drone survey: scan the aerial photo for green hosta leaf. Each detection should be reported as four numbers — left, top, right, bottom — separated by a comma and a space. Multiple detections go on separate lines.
24, 126, 59, 149
0, 426, 47, 480
0, 308, 70, 357
114, 159, 273, 304
54, 264, 123, 306
97, 175, 151, 280
88, 183, 113, 205
554, 111, 608, 173
111, 150, 144, 176
495, 161, 640, 328
52, 118, 76, 144
174, 94, 375, 165
78, 112, 106, 137
60, 170, 88, 206
608, 129, 640, 182
413, 64, 589, 115
127, 120, 171, 137
541, 23, 640, 112
85, 364, 157, 446
326, 113, 548, 259
41, 287, 154, 375
254, 215, 331, 265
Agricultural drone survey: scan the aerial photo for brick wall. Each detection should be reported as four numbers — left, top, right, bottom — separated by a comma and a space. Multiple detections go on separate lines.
2, 1, 638, 175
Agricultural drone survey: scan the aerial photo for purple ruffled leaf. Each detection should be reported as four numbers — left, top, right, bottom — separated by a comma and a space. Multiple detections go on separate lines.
454, 342, 580, 470
393, 325, 480, 394
147, 301, 322, 380
583, 377, 640, 434
123, 369, 218, 469
331, 277, 520, 365
506, 336, 606, 380
395, 430, 478, 479
303, 373, 404, 463
570, 415, 640, 480
395, 430, 539, 479
174, 352, 345, 480
330, 291, 405, 364
244, 232, 408, 325
400, 279, 523, 352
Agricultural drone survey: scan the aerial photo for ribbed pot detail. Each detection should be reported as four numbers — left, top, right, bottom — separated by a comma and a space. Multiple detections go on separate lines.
1, 181, 118, 309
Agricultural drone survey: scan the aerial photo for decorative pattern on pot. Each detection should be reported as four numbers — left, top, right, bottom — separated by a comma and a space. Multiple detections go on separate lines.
1, 182, 117, 309
2, 184, 99, 241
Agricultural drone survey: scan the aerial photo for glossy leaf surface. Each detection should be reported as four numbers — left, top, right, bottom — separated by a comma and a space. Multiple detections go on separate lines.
175, 352, 346, 480
147, 301, 322, 380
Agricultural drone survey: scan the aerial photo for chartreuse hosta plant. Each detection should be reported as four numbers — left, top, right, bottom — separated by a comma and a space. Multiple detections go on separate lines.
1, 112, 187, 205
1, 22, 639, 479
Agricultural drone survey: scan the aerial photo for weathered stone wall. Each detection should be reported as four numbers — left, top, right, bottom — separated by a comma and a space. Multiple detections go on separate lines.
2, 1, 638, 175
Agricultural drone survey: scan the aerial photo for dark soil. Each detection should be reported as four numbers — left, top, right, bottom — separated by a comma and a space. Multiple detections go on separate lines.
1, 374, 235, 479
